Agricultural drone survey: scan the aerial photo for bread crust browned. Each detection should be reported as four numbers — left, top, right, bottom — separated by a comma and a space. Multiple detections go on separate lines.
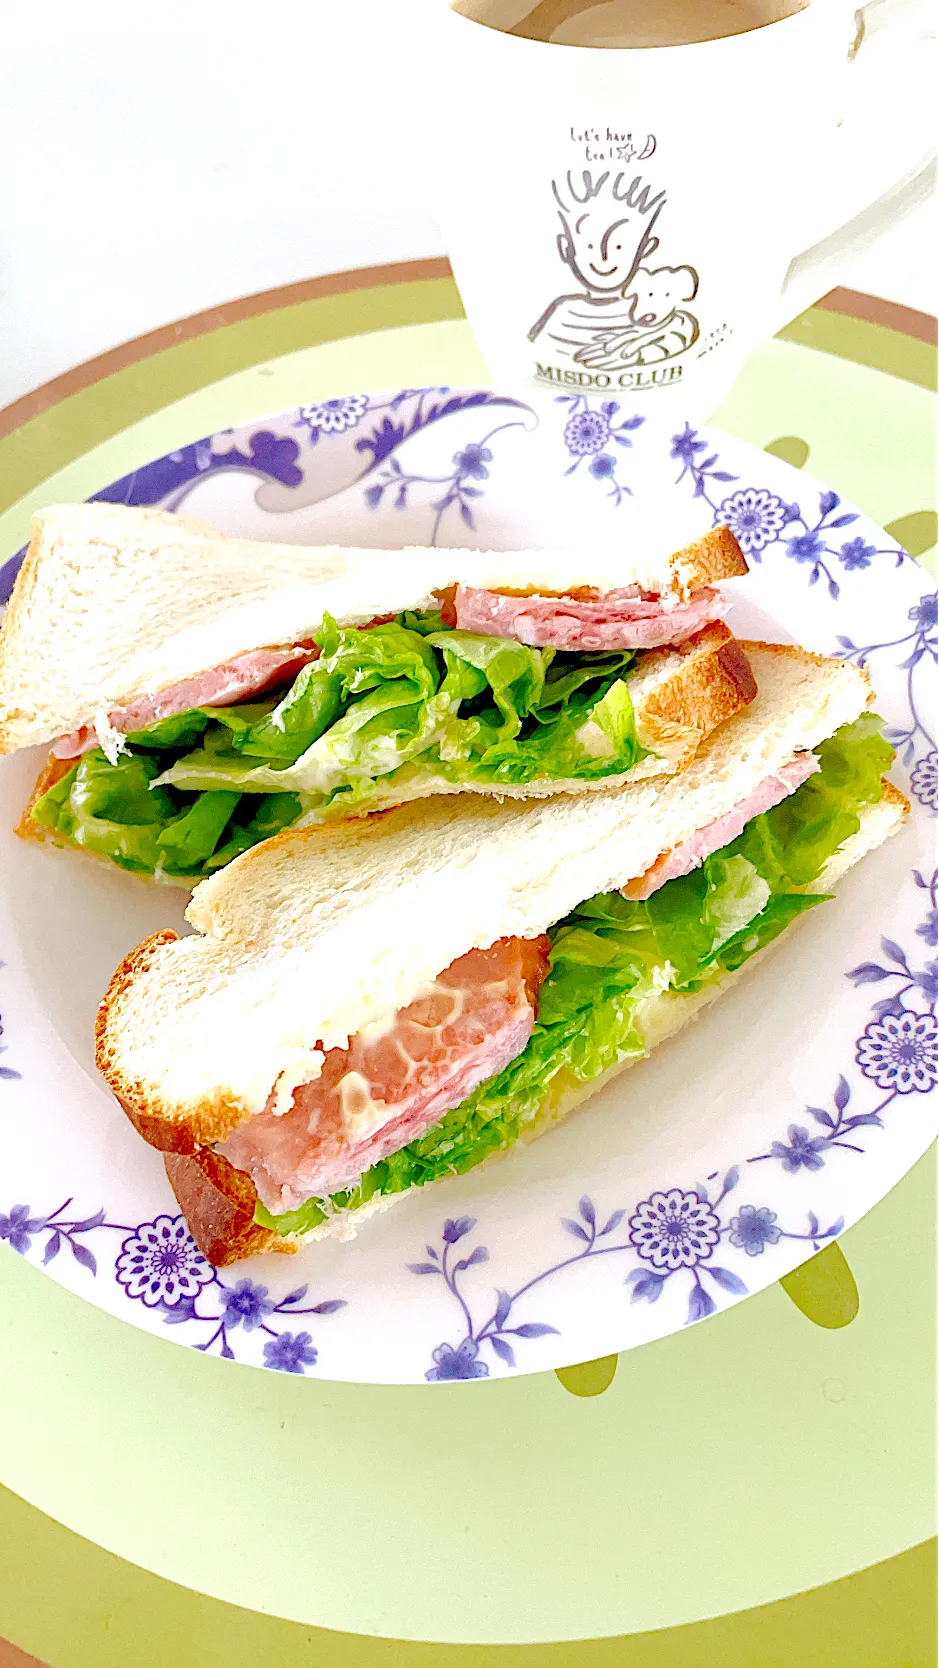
164, 1150, 292, 1264
95, 930, 249, 1151
879, 779, 910, 817
638, 623, 757, 765
668, 525, 748, 589
15, 752, 73, 842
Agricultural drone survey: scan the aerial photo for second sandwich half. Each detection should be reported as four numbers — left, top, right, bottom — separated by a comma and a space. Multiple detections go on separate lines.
1, 503, 756, 881
95, 644, 905, 1264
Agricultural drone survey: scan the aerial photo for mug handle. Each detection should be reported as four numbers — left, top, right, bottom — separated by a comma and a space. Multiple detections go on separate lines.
772, 0, 936, 330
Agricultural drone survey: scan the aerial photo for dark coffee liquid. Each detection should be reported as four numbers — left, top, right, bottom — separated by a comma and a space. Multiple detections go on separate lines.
451, 0, 810, 47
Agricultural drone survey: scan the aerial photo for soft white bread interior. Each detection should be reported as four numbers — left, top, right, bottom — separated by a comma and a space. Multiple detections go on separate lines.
96, 643, 872, 1151
164, 782, 909, 1263
0, 502, 745, 754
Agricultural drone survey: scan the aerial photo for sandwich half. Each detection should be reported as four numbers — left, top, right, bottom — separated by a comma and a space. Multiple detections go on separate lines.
1, 502, 755, 882
95, 643, 908, 1265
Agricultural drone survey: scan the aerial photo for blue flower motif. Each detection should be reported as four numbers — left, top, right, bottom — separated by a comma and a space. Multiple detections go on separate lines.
727, 1204, 782, 1256
589, 453, 616, 480
909, 593, 938, 632
115, 1216, 215, 1308
786, 530, 827, 564
856, 1011, 938, 1094
0, 1203, 33, 1254
564, 409, 611, 457
717, 487, 787, 554
916, 910, 938, 948
441, 1216, 476, 1245
628, 1188, 720, 1271
839, 536, 879, 571
425, 1338, 489, 1381
263, 1331, 318, 1373
220, 1277, 275, 1331
453, 444, 492, 480
298, 394, 368, 435
769, 1124, 828, 1173
670, 424, 707, 464
910, 752, 938, 811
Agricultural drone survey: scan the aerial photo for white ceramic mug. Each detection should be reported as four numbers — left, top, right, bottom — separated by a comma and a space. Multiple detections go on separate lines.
426, 0, 936, 420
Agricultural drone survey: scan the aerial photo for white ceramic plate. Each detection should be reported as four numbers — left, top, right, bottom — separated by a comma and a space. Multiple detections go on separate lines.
0, 386, 935, 1383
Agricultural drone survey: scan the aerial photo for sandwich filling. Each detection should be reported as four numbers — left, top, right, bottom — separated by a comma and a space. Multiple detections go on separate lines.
31, 607, 735, 879
622, 754, 819, 900
218, 712, 893, 1238
451, 583, 727, 650
220, 937, 551, 1211
51, 643, 318, 760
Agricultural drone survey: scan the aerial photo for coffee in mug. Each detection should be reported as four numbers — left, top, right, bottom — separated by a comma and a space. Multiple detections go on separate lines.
452, 0, 810, 49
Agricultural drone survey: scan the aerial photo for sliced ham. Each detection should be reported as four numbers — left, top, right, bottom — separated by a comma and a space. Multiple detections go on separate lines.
622, 753, 820, 901
52, 643, 319, 760
219, 935, 552, 1213
451, 584, 729, 651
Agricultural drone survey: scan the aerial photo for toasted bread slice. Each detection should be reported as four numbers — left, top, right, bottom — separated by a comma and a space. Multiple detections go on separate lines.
164, 783, 909, 1264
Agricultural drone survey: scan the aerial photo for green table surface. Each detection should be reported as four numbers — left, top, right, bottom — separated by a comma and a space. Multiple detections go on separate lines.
0, 267, 935, 1664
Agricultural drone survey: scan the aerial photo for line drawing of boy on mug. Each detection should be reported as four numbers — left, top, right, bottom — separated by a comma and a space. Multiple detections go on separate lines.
528, 169, 700, 371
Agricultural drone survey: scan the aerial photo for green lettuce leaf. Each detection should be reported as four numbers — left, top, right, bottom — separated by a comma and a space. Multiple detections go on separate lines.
704, 855, 771, 952
124, 701, 279, 751
154, 791, 242, 868
158, 618, 449, 796
154, 622, 644, 801
714, 891, 827, 973
30, 750, 236, 876
233, 666, 343, 762
30, 618, 650, 875
202, 793, 305, 872
728, 711, 893, 888
588, 676, 639, 759
426, 629, 548, 741
257, 716, 894, 1236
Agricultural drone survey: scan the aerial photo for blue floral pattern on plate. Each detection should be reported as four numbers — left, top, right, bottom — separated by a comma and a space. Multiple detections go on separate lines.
0, 387, 935, 1381
410, 1179, 844, 1378
0, 387, 532, 604
0, 1204, 344, 1372
670, 423, 907, 598
410, 870, 936, 1376
2, 872, 930, 1379
556, 395, 645, 505
834, 593, 937, 813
